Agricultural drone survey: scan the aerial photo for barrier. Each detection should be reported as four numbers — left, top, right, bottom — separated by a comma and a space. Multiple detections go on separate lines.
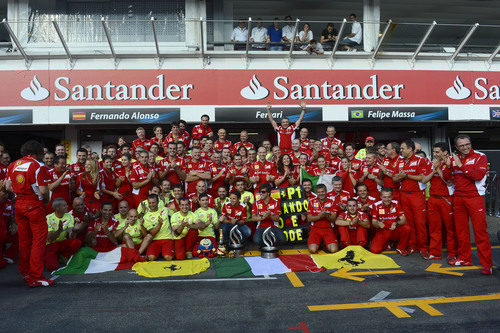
485, 171, 500, 217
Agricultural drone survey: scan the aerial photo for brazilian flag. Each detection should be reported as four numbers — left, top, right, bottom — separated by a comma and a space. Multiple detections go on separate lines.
351, 110, 364, 119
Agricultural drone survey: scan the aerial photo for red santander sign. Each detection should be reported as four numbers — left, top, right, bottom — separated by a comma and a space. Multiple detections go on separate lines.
2, 69, 499, 107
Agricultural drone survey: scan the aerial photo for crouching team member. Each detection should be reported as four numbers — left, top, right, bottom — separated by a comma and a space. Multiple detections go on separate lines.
219, 191, 252, 245
251, 183, 286, 247
44, 198, 82, 271
86, 201, 119, 252
115, 209, 147, 253
191, 193, 219, 257
307, 184, 338, 254
142, 194, 172, 261
170, 198, 197, 259
336, 198, 370, 248
370, 188, 410, 255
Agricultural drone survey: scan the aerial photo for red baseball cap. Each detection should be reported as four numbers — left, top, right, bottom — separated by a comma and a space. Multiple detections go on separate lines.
365, 136, 375, 142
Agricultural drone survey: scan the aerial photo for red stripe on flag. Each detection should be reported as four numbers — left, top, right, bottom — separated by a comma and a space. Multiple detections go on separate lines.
279, 254, 324, 272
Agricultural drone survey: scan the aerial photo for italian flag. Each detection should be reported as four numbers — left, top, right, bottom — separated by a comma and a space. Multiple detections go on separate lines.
212, 254, 325, 278
53, 247, 143, 275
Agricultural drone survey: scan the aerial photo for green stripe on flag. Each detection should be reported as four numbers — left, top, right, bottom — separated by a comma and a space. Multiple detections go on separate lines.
301, 169, 319, 190
53, 247, 98, 275
212, 257, 254, 278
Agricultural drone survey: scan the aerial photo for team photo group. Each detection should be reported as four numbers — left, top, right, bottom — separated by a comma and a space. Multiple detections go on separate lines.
1, 102, 493, 287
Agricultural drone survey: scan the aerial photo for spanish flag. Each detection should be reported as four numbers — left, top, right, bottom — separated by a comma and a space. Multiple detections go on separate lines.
72, 112, 86, 121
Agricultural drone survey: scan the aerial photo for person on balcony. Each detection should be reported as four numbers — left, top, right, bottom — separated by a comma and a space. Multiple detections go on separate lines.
231, 19, 248, 50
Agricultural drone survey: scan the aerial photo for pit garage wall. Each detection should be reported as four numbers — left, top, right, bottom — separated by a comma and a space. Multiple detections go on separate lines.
0, 56, 498, 161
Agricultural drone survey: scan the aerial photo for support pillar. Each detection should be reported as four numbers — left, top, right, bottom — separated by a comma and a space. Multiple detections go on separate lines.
363, 0, 380, 52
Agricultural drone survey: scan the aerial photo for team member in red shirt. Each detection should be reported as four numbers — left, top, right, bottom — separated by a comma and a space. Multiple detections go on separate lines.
336, 157, 358, 196
379, 142, 402, 201
353, 183, 377, 217
227, 154, 248, 188
70, 148, 88, 177
344, 143, 363, 174
163, 122, 182, 147
219, 191, 252, 245
178, 120, 192, 147
115, 153, 135, 209
336, 198, 370, 248
326, 143, 342, 171
100, 155, 122, 210
393, 140, 429, 256
130, 151, 156, 207
266, 102, 306, 153
307, 184, 338, 253
421, 142, 457, 260
47, 155, 73, 213
358, 152, 383, 199
192, 114, 214, 140
70, 197, 93, 243
308, 155, 336, 177
86, 201, 119, 252
290, 139, 305, 166
150, 126, 165, 157
184, 147, 211, 195
76, 159, 103, 214
443, 135, 492, 275
214, 128, 234, 152
248, 147, 276, 193
233, 130, 255, 153
275, 154, 299, 188
321, 126, 344, 151
208, 152, 228, 197
299, 127, 312, 153
188, 181, 216, 210
6, 140, 52, 286
370, 188, 410, 255
251, 183, 286, 246
132, 127, 152, 154
328, 176, 350, 213
158, 142, 186, 187
302, 179, 317, 201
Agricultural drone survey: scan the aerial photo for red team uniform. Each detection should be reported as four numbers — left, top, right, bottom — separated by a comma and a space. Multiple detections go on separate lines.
76, 173, 103, 213
191, 124, 213, 140
47, 168, 72, 211
370, 200, 410, 254
87, 217, 119, 252
276, 124, 297, 152
7, 155, 51, 282
129, 163, 154, 206
307, 197, 338, 247
337, 211, 369, 247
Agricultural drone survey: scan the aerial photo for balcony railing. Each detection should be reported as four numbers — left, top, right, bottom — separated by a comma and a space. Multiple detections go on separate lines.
1, 17, 499, 68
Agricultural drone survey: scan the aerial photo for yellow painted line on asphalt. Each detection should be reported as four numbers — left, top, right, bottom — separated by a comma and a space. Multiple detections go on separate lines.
426, 263, 486, 276
286, 272, 305, 287
330, 268, 406, 282
308, 293, 500, 318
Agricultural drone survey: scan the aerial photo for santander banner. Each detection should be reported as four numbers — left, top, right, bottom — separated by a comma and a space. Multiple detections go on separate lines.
1, 69, 499, 107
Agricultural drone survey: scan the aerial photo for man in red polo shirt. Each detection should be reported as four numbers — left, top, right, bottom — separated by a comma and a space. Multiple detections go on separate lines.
158, 142, 186, 186
266, 102, 306, 153
299, 127, 312, 153
7, 140, 52, 287
336, 198, 370, 248
130, 151, 156, 207
344, 143, 363, 173
370, 187, 410, 255
393, 140, 429, 256
86, 201, 119, 252
208, 152, 228, 197
326, 143, 342, 171
69, 148, 88, 177
214, 128, 234, 152
132, 127, 152, 154
379, 142, 402, 201
184, 147, 211, 195
328, 176, 350, 213
248, 147, 276, 192
192, 114, 214, 140
251, 183, 285, 246
358, 151, 382, 200
307, 184, 338, 253
421, 142, 456, 261
178, 120, 191, 147
321, 126, 343, 151
443, 135, 492, 275
47, 155, 73, 213
233, 130, 255, 153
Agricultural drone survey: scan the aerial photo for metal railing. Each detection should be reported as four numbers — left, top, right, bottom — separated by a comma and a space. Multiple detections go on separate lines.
1, 17, 499, 67
485, 171, 500, 217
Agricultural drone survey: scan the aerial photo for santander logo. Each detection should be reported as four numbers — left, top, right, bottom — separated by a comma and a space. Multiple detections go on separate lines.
445, 76, 471, 100
240, 75, 269, 100
20, 75, 50, 101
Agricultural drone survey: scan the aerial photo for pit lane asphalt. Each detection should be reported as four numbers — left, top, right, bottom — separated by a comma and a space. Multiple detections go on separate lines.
1, 232, 499, 332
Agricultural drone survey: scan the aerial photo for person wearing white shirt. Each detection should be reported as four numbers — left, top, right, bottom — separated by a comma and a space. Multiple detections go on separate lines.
297, 23, 313, 50
282, 16, 295, 44
341, 13, 362, 51
231, 20, 248, 50
306, 39, 324, 55
250, 19, 267, 50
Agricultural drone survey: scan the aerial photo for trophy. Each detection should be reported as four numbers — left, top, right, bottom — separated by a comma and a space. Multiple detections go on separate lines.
260, 227, 279, 259
228, 225, 244, 256
217, 227, 226, 257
